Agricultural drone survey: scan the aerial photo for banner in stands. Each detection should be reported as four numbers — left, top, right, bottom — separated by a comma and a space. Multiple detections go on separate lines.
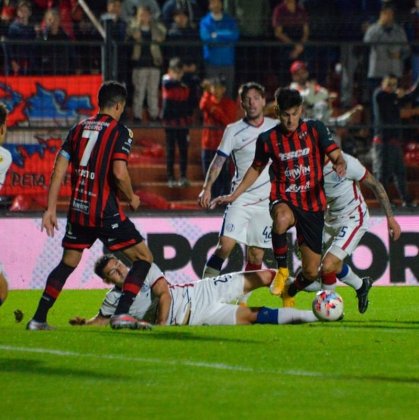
0, 215, 418, 289
0, 75, 102, 197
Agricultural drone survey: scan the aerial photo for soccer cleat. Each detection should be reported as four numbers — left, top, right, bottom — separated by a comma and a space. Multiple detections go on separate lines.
110, 314, 152, 330
270, 267, 289, 296
356, 277, 374, 314
281, 281, 295, 308
26, 319, 54, 330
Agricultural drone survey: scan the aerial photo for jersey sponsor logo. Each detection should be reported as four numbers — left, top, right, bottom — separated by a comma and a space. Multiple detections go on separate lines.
285, 164, 311, 180
72, 198, 90, 214
279, 147, 310, 161
285, 181, 311, 193
75, 168, 95, 179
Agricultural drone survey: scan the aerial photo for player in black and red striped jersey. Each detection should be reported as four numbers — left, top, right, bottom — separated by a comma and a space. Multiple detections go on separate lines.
27, 81, 154, 331
212, 88, 346, 307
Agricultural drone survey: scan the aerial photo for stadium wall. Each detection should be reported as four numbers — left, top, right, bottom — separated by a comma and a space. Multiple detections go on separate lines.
1, 215, 418, 289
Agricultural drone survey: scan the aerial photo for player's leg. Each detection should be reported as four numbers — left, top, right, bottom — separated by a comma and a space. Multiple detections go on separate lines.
27, 248, 83, 330
237, 306, 318, 324
0, 269, 8, 307
202, 235, 237, 278
270, 201, 295, 296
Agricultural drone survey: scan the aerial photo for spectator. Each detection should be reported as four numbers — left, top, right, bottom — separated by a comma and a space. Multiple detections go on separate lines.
127, 5, 166, 123
0, 1, 15, 37
165, 5, 200, 69
372, 74, 419, 207
224, 0, 271, 86
406, 0, 419, 84
162, 0, 203, 29
161, 57, 191, 188
38, 8, 74, 75
364, 2, 410, 101
121, 0, 160, 22
6, 0, 36, 75
199, 76, 237, 198
272, 0, 310, 85
199, 0, 239, 98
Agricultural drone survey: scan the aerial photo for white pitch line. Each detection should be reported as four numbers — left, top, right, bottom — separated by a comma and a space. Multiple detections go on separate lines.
0, 344, 321, 377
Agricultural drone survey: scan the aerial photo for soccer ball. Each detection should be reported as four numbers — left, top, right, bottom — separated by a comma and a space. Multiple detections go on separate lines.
312, 290, 344, 321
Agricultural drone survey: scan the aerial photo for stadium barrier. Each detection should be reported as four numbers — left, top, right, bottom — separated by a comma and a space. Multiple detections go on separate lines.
1, 214, 418, 289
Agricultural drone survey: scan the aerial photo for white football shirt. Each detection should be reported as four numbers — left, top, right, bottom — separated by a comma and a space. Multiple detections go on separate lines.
217, 117, 277, 206
0, 146, 12, 189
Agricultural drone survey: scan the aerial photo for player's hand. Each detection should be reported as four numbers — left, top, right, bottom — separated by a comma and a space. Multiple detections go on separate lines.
198, 188, 212, 209
69, 317, 86, 326
388, 217, 401, 241
209, 194, 234, 209
41, 210, 58, 237
129, 194, 141, 211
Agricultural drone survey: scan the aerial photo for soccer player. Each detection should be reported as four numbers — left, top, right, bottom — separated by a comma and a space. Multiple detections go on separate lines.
288, 151, 401, 312
0, 103, 12, 307
212, 88, 346, 306
69, 255, 318, 327
27, 81, 153, 331
198, 82, 277, 279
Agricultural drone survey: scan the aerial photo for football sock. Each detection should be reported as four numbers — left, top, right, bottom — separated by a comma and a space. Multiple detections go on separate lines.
114, 260, 151, 315
321, 271, 336, 291
272, 231, 288, 268
256, 307, 318, 324
337, 263, 362, 290
202, 254, 224, 278
288, 272, 313, 297
33, 261, 75, 322
0, 298, 3, 307
244, 262, 262, 271
303, 280, 322, 292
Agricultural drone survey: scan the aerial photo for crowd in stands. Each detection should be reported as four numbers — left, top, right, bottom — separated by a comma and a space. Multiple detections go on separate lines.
0, 0, 418, 200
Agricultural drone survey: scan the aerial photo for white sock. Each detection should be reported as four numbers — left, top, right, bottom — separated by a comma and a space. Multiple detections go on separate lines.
303, 280, 322, 292
338, 265, 362, 290
202, 266, 221, 278
277, 308, 318, 324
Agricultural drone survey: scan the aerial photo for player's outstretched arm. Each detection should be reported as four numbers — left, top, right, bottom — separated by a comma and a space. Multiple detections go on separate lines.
210, 165, 262, 209
42, 154, 69, 237
152, 277, 172, 325
69, 314, 110, 327
361, 172, 401, 240
198, 154, 227, 209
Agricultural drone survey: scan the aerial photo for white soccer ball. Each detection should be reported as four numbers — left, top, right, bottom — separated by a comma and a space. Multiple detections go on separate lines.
312, 290, 344, 321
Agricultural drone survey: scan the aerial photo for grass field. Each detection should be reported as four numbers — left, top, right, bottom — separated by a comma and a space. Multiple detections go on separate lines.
0, 286, 418, 419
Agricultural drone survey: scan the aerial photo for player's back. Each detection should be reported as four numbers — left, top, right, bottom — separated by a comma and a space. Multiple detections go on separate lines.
62, 114, 133, 226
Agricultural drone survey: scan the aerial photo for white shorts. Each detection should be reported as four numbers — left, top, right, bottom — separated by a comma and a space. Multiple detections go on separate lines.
323, 210, 370, 260
189, 272, 245, 326
220, 202, 272, 248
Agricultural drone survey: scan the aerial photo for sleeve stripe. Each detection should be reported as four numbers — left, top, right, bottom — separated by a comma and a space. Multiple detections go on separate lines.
324, 144, 338, 154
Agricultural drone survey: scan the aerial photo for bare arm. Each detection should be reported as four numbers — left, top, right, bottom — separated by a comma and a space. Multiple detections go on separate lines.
361, 172, 401, 240
274, 25, 292, 43
113, 160, 140, 210
198, 154, 227, 208
210, 165, 263, 208
42, 154, 69, 237
69, 314, 110, 327
328, 148, 346, 178
152, 278, 172, 325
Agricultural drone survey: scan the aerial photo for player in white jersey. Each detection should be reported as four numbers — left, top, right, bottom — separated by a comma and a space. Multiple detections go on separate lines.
286, 152, 401, 313
69, 254, 318, 327
0, 103, 11, 307
198, 82, 277, 279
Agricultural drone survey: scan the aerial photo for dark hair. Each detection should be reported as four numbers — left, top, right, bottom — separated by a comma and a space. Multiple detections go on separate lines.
94, 254, 116, 279
211, 75, 227, 87
0, 103, 8, 125
168, 57, 183, 71
238, 82, 265, 101
274, 88, 302, 110
98, 81, 127, 109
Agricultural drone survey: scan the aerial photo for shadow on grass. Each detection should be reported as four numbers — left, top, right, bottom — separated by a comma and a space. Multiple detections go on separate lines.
0, 357, 131, 381
309, 319, 419, 330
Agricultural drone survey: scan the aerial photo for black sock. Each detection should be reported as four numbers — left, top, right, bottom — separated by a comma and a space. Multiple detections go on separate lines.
288, 272, 314, 297
272, 231, 288, 268
206, 254, 224, 271
32, 261, 75, 323
114, 260, 151, 315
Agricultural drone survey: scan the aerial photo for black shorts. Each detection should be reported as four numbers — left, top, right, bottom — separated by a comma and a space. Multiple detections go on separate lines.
271, 200, 324, 254
62, 218, 144, 252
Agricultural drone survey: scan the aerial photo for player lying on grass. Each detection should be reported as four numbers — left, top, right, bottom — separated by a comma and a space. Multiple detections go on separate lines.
69, 255, 319, 328
284, 151, 401, 313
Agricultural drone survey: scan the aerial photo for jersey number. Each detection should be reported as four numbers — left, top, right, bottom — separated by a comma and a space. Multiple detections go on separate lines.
80, 129, 99, 166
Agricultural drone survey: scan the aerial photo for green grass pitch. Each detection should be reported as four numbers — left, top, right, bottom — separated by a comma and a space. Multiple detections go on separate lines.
0, 286, 418, 419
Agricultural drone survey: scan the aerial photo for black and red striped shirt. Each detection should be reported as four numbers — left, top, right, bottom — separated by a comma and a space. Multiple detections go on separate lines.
60, 114, 134, 227
253, 119, 338, 212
